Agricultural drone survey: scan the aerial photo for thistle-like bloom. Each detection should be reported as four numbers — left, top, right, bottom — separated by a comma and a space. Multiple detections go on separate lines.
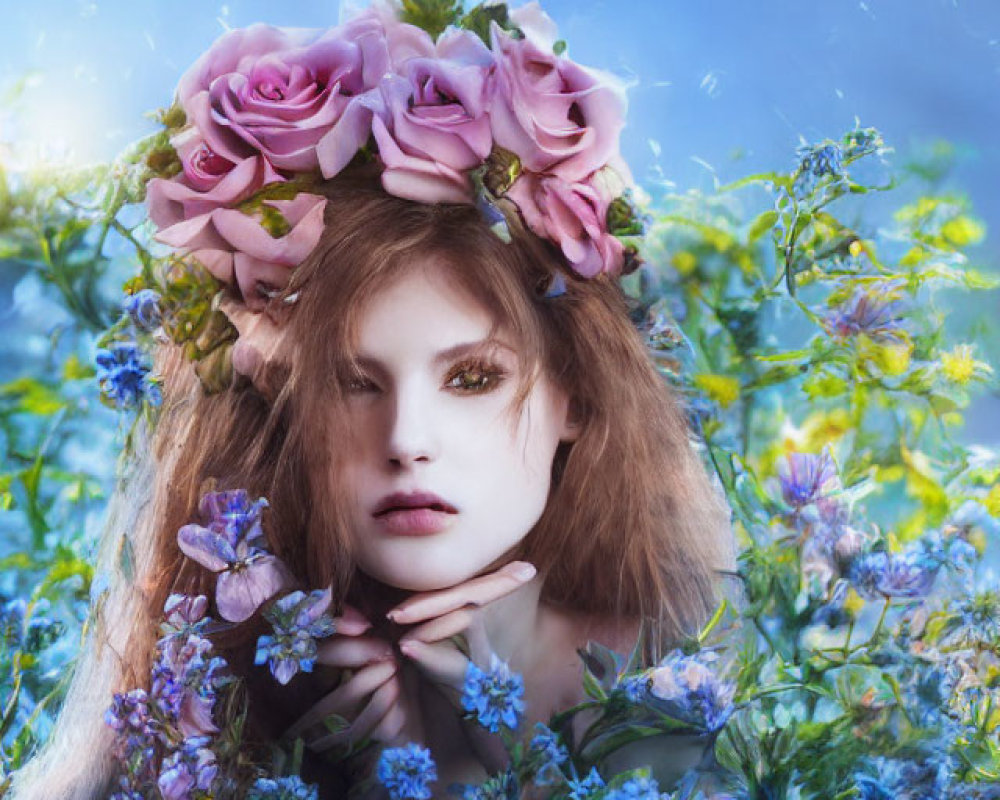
528, 723, 569, 786
461, 652, 526, 733
95, 341, 161, 409
778, 447, 839, 510
605, 776, 666, 800
123, 288, 163, 332
254, 588, 337, 685
157, 735, 218, 800
566, 767, 606, 800
376, 743, 437, 800
824, 288, 906, 344
848, 550, 940, 600
648, 649, 736, 733
247, 775, 319, 799
177, 490, 292, 622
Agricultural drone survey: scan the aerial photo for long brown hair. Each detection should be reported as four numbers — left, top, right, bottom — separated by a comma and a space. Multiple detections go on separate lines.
9, 163, 735, 799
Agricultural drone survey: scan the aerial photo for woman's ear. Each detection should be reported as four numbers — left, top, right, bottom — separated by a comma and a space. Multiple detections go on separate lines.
219, 294, 292, 397
559, 395, 583, 443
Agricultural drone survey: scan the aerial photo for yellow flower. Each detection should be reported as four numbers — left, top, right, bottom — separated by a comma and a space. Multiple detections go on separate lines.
693, 373, 740, 408
941, 344, 993, 386
672, 250, 697, 276
985, 483, 1000, 519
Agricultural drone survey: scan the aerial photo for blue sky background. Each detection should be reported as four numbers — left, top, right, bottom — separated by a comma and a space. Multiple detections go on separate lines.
1, 0, 998, 438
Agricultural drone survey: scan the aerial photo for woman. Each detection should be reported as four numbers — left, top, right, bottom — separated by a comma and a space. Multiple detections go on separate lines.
9, 4, 736, 798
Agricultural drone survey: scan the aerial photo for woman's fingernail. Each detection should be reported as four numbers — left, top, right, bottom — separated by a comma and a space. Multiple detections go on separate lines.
399, 639, 419, 656
512, 563, 536, 581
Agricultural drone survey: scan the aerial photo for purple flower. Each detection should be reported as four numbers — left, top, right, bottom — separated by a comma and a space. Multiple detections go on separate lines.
778, 447, 839, 509
648, 649, 736, 734
157, 736, 218, 800
254, 588, 337, 685
848, 550, 940, 600
176, 490, 293, 622
152, 630, 229, 738
461, 652, 525, 733
105, 688, 159, 778
824, 287, 906, 343
376, 743, 437, 800
161, 594, 210, 636
123, 288, 163, 332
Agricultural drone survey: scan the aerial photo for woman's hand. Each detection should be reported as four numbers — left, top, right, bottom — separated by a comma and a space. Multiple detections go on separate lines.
385, 561, 538, 768
282, 603, 412, 758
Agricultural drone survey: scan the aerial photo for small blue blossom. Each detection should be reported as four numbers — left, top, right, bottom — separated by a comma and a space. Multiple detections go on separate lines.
793, 141, 846, 198
123, 288, 163, 332
255, 588, 336, 685
96, 341, 161, 409
528, 723, 568, 785
853, 755, 953, 800
647, 649, 736, 733
848, 550, 940, 600
606, 775, 665, 800
567, 767, 606, 800
461, 653, 525, 733
247, 775, 319, 799
617, 672, 651, 704
448, 768, 519, 799
376, 743, 437, 800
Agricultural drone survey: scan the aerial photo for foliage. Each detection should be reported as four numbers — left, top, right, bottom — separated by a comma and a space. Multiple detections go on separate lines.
2, 112, 999, 798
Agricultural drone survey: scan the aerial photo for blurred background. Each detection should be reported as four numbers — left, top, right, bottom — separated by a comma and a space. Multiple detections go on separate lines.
0, 0, 998, 436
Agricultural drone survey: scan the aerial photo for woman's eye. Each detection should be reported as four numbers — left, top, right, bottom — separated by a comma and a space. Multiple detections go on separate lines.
344, 373, 376, 393
446, 361, 505, 393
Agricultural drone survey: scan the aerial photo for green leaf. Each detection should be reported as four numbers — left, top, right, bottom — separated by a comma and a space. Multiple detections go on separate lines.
747, 210, 779, 243
399, 0, 464, 40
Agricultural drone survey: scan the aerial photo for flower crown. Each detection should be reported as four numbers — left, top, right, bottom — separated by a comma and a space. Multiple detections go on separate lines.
98, 0, 647, 404
145, 0, 645, 296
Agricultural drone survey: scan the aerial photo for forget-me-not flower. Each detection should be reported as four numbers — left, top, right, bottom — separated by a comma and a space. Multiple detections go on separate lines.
461, 652, 525, 733
376, 743, 437, 800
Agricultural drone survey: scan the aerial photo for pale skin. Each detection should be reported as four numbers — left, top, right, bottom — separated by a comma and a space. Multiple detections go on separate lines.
223, 257, 695, 795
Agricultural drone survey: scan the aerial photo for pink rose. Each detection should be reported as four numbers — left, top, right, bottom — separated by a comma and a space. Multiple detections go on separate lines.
178, 22, 389, 174
147, 132, 326, 308
507, 170, 624, 278
488, 20, 628, 182
367, 29, 495, 204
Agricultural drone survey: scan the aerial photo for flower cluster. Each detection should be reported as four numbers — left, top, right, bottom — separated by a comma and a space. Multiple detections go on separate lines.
104, 486, 336, 796
145, 0, 644, 312
95, 340, 161, 410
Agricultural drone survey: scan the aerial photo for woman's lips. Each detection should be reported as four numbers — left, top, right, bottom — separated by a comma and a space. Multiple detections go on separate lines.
374, 507, 457, 536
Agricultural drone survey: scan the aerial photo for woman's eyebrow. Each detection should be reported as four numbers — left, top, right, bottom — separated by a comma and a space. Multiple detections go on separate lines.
354, 338, 516, 369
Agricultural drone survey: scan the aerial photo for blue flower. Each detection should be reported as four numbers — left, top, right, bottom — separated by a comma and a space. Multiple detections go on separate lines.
853, 756, 953, 800
461, 653, 525, 733
567, 767, 606, 799
606, 776, 665, 800
96, 341, 161, 409
448, 768, 519, 799
617, 672, 651, 704
104, 688, 159, 772
793, 141, 846, 198
123, 288, 162, 332
248, 775, 319, 799
647, 649, 736, 733
848, 550, 939, 600
376, 743, 437, 800
528, 723, 568, 785
255, 588, 336, 685
778, 447, 839, 509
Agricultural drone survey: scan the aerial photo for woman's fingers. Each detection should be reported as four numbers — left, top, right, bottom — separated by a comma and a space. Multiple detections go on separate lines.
387, 561, 536, 624
398, 605, 475, 644
309, 673, 402, 753
332, 603, 374, 636
370, 699, 408, 744
315, 634, 394, 669
398, 638, 468, 696
282, 659, 397, 740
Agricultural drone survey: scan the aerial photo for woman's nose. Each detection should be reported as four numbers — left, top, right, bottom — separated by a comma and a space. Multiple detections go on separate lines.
384, 385, 438, 467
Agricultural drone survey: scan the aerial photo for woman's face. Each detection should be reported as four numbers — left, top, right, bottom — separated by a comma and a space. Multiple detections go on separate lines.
339, 255, 577, 591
